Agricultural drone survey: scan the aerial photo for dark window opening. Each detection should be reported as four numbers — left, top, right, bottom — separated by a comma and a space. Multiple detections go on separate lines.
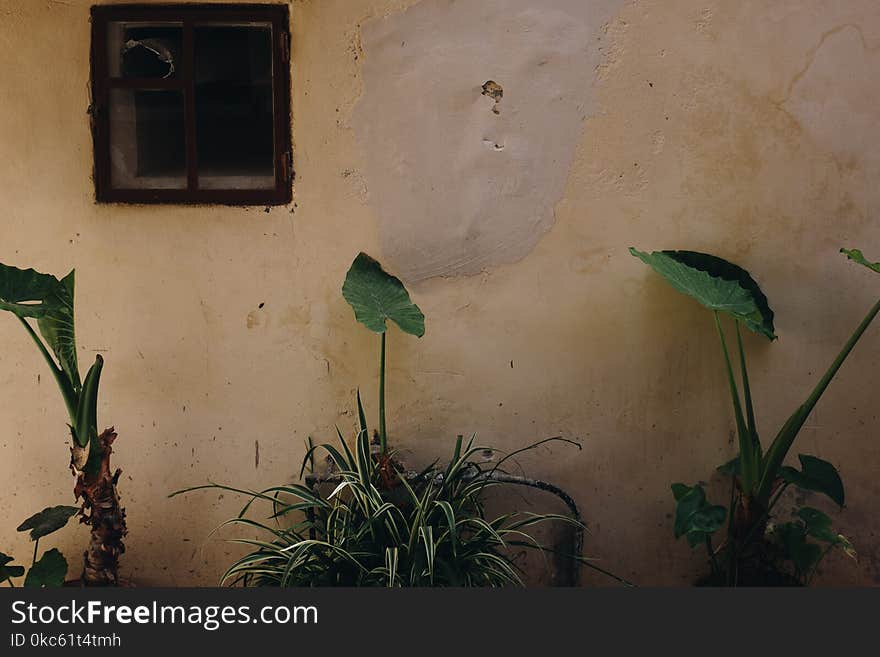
91, 4, 292, 204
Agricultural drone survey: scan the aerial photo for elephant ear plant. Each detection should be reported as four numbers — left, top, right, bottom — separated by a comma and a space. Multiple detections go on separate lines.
0, 263, 125, 586
174, 253, 620, 587
341, 252, 424, 481
630, 247, 880, 585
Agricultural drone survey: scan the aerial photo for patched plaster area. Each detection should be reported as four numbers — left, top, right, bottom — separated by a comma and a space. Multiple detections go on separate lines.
353, 0, 626, 281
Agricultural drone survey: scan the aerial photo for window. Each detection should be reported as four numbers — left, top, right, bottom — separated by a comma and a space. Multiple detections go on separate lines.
90, 4, 292, 204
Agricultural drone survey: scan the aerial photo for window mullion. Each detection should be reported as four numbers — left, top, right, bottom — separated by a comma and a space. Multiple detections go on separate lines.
182, 20, 198, 191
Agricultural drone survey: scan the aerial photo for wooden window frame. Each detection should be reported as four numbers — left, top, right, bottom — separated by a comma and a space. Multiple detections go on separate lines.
90, 4, 292, 205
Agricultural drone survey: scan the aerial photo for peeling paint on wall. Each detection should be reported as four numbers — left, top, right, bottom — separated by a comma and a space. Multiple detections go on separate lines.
353, 0, 626, 281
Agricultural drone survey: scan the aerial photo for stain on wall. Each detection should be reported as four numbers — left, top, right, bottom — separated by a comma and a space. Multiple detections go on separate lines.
785, 23, 880, 174
353, 0, 626, 281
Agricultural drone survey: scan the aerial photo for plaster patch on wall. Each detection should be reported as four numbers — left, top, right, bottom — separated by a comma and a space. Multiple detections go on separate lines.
353, 0, 627, 281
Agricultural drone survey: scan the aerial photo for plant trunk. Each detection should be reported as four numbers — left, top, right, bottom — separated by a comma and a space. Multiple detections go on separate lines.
73, 427, 126, 586
724, 495, 779, 586
732, 495, 765, 542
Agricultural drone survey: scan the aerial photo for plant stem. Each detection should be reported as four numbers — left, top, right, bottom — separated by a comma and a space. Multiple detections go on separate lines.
715, 312, 754, 492
378, 331, 387, 453
739, 484, 789, 554
706, 535, 719, 576
16, 316, 77, 422
757, 295, 880, 502
735, 322, 758, 450
32, 538, 39, 568
800, 296, 880, 415
808, 544, 834, 585
725, 476, 737, 584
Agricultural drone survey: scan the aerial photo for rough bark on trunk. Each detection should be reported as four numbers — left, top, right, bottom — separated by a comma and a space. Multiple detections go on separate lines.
73, 427, 126, 586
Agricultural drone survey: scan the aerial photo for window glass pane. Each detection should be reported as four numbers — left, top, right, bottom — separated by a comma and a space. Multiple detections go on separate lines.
107, 22, 182, 79
195, 23, 275, 189
109, 88, 186, 189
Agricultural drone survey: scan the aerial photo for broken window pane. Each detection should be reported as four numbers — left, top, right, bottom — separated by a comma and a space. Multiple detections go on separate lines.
109, 88, 186, 189
107, 22, 182, 79
195, 23, 275, 189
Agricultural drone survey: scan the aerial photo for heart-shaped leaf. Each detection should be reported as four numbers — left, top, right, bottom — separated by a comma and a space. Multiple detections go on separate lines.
672, 483, 705, 538
0, 552, 25, 583
24, 548, 67, 588
688, 505, 727, 533
671, 483, 726, 542
796, 508, 856, 559
342, 253, 425, 337
775, 523, 823, 575
630, 248, 776, 340
17, 505, 79, 541
780, 454, 845, 507
796, 507, 856, 558
686, 531, 708, 548
671, 483, 692, 502
796, 507, 838, 544
841, 248, 880, 273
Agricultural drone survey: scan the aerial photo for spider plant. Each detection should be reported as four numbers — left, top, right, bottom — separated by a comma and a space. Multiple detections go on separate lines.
174, 430, 585, 587
631, 246, 880, 585
0, 263, 125, 586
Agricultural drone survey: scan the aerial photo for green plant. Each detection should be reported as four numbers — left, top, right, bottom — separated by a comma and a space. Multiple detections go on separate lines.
1, 506, 78, 587
341, 252, 425, 456
0, 263, 126, 586
175, 253, 607, 586
175, 431, 586, 586
631, 247, 880, 585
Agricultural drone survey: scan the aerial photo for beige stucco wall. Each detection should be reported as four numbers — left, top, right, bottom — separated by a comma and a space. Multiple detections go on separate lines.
1, 0, 878, 586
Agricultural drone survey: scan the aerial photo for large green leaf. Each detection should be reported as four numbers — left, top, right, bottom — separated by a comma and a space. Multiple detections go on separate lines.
630, 248, 776, 340
841, 248, 880, 273
779, 454, 845, 507
23, 548, 67, 588
0, 264, 80, 419
342, 253, 425, 337
0, 552, 25, 583
0, 265, 60, 318
17, 505, 79, 541
73, 356, 103, 449
36, 270, 80, 392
